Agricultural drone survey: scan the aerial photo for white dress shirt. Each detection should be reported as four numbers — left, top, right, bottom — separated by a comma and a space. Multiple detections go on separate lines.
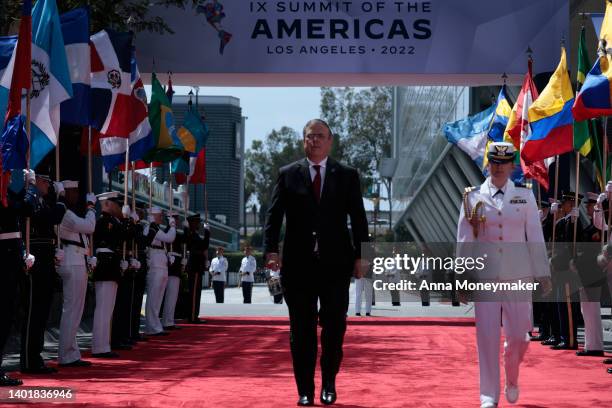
210, 256, 228, 282
240, 255, 257, 283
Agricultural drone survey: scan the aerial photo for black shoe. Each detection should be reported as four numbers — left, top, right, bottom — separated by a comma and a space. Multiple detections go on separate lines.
91, 352, 120, 358
148, 331, 170, 336
608, 368, 612, 374
603, 358, 612, 364
59, 359, 92, 367
551, 342, 578, 350
355, 313, 361, 316
189, 319, 207, 324
393, 302, 401, 306
576, 350, 605, 357
320, 379, 337, 405
365, 313, 371, 316
0, 374, 23, 386
421, 302, 429, 307
541, 337, 559, 346
20, 366, 58, 374
297, 394, 314, 406
111, 343, 132, 351
163, 326, 181, 330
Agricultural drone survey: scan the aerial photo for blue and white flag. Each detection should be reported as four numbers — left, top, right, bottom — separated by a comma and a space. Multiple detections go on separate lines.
0, 36, 17, 129
443, 105, 495, 169
60, 7, 89, 126
28, 0, 72, 168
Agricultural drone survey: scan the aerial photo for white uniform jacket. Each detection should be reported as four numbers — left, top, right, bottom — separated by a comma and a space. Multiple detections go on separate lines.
145, 224, 176, 268
59, 208, 96, 266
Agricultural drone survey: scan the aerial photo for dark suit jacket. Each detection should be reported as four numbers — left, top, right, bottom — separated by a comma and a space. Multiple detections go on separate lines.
264, 157, 369, 281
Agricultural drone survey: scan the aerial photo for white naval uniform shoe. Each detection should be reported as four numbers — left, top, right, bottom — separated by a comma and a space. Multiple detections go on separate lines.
505, 382, 519, 404
480, 402, 497, 408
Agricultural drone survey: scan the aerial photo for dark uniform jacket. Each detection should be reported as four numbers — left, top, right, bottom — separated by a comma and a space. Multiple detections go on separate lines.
185, 228, 210, 275
93, 212, 134, 282
168, 230, 184, 278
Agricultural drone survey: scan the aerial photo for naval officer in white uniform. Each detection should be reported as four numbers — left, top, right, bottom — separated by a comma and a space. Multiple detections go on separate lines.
456, 142, 551, 408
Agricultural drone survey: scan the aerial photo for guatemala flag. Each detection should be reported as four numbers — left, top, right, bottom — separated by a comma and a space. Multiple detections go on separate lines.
60, 7, 90, 126
28, 0, 73, 168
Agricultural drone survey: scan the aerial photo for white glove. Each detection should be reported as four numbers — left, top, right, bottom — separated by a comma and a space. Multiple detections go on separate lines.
606, 181, 612, 193
168, 217, 176, 228
122, 205, 131, 218
147, 214, 155, 223
570, 207, 579, 221
183, 220, 190, 229
551, 202, 559, 214
23, 169, 35, 185
168, 255, 176, 264
569, 258, 578, 274
120, 259, 129, 271
181, 257, 188, 266
598, 193, 607, 205
129, 258, 141, 270
538, 209, 544, 221
130, 210, 139, 223
205, 260, 210, 268
53, 182, 65, 196
203, 223, 210, 230
24, 253, 35, 269
87, 256, 97, 268
86, 193, 96, 205
54, 248, 64, 263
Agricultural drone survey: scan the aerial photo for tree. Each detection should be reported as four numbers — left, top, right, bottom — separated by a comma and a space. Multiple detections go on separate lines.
0, 0, 198, 36
245, 126, 303, 218
320, 87, 393, 196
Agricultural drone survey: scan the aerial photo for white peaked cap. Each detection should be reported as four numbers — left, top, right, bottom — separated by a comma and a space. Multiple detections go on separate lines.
62, 180, 79, 189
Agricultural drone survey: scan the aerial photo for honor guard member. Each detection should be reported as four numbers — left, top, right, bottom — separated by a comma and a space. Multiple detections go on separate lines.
210, 246, 228, 303
130, 207, 152, 341
20, 170, 66, 374
573, 192, 606, 357
184, 214, 210, 323
91, 192, 134, 358
0, 170, 37, 386
456, 142, 551, 408
57, 181, 96, 367
239, 246, 257, 304
162, 213, 185, 330
144, 207, 176, 335
549, 192, 582, 351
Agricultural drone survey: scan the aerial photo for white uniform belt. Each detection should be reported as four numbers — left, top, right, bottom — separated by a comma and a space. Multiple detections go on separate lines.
96, 248, 114, 254
0, 232, 21, 240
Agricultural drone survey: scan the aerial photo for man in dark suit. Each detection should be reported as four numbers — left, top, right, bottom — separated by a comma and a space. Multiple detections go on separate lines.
264, 119, 369, 406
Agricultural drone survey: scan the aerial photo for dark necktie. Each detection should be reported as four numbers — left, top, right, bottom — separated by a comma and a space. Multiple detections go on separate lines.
312, 165, 321, 203
493, 189, 504, 197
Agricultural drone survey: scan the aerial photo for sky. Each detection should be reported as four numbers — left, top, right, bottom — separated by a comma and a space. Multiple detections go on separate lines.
158, 86, 322, 147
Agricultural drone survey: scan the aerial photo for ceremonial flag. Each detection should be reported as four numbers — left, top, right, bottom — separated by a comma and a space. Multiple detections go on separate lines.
60, 7, 90, 126
503, 58, 549, 190
0, 0, 31, 173
522, 47, 574, 163
90, 29, 132, 135
573, 1, 612, 121
173, 101, 210, 183
142, 72, 183, 163
189, 148, 207, 184
487, 86, 513, 143
574, 26, 593, 156
27, 0, 72, 168
0, 36, 17, 127
443, 104, 495, 169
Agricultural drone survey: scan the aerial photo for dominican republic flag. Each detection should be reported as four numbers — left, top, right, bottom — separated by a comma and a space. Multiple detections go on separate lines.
90, 29, 133, 135
60, 7, 90, 126
98, 50, 154, 172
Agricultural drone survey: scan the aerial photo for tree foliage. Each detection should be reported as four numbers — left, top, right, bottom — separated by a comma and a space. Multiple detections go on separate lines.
320, 87, 393, 194
0, 0, 198, 36
245, 126, 303, 215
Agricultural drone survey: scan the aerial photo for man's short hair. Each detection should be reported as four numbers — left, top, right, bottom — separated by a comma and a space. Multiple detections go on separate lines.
303, 119, 333, 139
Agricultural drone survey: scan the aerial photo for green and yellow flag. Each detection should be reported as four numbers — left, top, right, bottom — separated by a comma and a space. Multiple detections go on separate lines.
143, 72, 183, 163
574, 27, 593, 156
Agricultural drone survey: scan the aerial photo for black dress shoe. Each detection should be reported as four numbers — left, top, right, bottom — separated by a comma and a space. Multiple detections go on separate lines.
365, 313, 371, 316
163, 326, 181, 330
148, 331, 170, 336
0, 374, 23, 386
320, 381, 337, 405
603, 358, 612, 364
355, 313, 361, 316
91, 352, 120, 358
541, 337, 559, 346
608, 368, 612, 374
393, 302, 401, 306
21, 366, 58, 374
551, 342, 578, 350
111, 343, 132, 351
190, 319, 207, 324
297, 394, 314, 406
576, 350, 605, 357
59, 359, 92, 367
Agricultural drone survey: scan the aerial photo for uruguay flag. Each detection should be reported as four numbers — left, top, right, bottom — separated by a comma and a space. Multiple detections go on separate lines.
0, 37, 17, 126
60, 7, 90, 126
28, 0, 72, 168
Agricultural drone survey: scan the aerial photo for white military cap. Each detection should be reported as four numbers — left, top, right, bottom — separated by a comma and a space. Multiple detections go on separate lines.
487, 142, 516, 164
97, 191, 123, 203
150, 206, 163, 215
62, 180, 79, 189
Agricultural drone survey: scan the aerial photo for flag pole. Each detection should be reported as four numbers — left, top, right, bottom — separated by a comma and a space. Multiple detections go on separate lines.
122, 139, 130, 261
131, 161, 136, 256
550, 155, 560, 257
88, 127, 93, 255
25, 90, 32, 258
148, 162, 153, 209
169, 163, 174, 252
604, 118, 609, 247
572, 152, 580, 256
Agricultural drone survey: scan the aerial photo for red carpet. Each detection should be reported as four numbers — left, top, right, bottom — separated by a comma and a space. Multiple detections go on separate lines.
7, 317, 612, 407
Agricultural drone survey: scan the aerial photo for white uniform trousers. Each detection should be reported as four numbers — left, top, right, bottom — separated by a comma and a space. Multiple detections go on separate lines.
579, 287, 604, 351
57, 265, 89, 364
145, 266, 168, 334
162, 276, 181, 327
355, 278, 373, 314
474, 300, 532, 405
92, 281, 118, 354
